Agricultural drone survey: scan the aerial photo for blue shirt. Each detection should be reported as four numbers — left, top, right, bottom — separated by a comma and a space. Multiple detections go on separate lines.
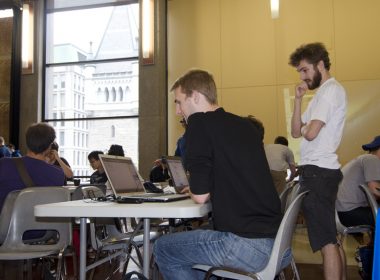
0, 146, 11, 158
0, 156, 65, 210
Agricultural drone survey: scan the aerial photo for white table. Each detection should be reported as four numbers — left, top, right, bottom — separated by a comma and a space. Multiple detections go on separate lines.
35, 199, 211, 280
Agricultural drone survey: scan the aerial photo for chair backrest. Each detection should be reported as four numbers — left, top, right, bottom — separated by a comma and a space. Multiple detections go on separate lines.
257, 191, 308, 280
279, 182, 300, 213
0, 187, 71, 256
359, 184, 378, 221
0, 190, 21, 244
281, 182, 301, 213
279, 183, 293, 213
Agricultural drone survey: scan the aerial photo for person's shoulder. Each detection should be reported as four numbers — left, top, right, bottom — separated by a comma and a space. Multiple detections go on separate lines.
91, 170, 100, 177
24, 157, 63, 172
60, 157, 70, 166
265, 143, 276, 150
0, 145, 11, 156
0, 157, 16, 167
360, 153, 380, 164
321, 78, 346, 97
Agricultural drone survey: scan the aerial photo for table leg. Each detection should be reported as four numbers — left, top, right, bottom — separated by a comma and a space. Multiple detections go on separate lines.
143, 218, 150, 277
79, 217, 87, 280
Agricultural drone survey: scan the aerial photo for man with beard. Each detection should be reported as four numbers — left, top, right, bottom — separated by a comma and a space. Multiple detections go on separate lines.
289, 42, 347, 280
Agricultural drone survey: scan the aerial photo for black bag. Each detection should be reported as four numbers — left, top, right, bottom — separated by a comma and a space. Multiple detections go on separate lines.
355, 245, 374, 280
123, 271, 149, 280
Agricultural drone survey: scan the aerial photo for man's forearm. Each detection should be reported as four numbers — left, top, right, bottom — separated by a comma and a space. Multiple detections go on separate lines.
291, 98, 303, 138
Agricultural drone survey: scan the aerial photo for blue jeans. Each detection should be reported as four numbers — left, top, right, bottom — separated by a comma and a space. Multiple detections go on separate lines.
153, 229, 291, 280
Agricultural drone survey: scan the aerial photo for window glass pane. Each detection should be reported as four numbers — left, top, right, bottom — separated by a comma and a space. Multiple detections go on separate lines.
45, 60, 138, 119
46, 118, 139, 178
46, 4, 138, 64
46, 0, 136, 10
45, 1, 139, 167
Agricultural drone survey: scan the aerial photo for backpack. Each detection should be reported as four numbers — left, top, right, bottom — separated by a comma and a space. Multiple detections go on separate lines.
355, 244, 374, 280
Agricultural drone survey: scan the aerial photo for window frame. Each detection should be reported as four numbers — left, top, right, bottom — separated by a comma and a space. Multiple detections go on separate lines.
42, 0, 140, 176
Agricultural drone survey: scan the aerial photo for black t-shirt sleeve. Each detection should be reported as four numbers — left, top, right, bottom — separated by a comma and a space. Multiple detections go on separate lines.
185, 113, 213, 195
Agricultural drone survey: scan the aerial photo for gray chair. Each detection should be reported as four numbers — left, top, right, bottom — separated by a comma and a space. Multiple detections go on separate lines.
335, 210, 372, 243
279, 181, 299, 214
335, 184, 378, 244
192, 191, 309, 280
359, 183, 378, 220
0, 187, 72, 279
278, 182, 301, 280
77, 185, 161, 279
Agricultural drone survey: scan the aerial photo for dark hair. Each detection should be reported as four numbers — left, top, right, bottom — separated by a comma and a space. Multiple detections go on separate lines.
367, 146, 380, 153
50, 141, 59, 151
170, 69, 218, 105
88, 150, 104, 161
26, 123, 56, 154
108, 144, 125, 156
246, 115, 265, 141
274, 136, 288, 146
289, 42, 331, 70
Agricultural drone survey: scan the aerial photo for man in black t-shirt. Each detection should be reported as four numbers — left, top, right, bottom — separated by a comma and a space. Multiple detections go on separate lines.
88, 151, 108, 184
153, 70, 286, 280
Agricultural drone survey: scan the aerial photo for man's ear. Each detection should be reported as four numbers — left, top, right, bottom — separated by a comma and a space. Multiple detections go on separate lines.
317, 60, 325, 71
192, 90, 200, 103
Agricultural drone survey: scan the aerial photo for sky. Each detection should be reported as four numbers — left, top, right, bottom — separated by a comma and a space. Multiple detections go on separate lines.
50, 6, 113, 53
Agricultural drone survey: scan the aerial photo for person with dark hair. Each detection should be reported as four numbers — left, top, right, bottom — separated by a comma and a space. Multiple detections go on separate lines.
108, 144, 125, 156
174, 118, 187, 157
153, 69, 284, 279
150, 118, 186, 183
289, 42, 347, 280
0, 136, 11, 158
46, 141, 73, 184
265, 136, 297, 194
274, 136, 288, 146
0, 123, 64, 209
336, 136, 380, 227
7, 143, 22, 157
88, 150, 108, 184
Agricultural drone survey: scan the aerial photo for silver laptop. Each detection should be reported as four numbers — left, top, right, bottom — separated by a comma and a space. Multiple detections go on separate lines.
162, 156, 189, 193
99, 154, 189, 202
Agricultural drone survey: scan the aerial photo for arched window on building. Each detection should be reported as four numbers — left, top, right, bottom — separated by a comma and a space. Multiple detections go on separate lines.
112, 87, 116, 102
111, 125, 115, 138
105, 87, 109, 102
118, 86, 123, 101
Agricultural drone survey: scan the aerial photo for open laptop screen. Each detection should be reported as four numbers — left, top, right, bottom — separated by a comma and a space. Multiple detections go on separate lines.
99, 155, 144, 194
163, 156, 189, 192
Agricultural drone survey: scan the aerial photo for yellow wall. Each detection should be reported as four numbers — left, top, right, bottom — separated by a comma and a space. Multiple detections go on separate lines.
167, 0, 380, 165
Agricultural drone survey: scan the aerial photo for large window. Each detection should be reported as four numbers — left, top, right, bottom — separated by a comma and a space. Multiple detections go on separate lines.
44, 0, 139, 177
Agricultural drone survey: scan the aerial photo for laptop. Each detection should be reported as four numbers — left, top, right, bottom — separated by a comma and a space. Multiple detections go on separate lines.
99, 154, 189, 202
161, 156, 189, 193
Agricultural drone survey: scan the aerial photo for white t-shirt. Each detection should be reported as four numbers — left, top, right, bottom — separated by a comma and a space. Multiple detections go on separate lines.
300, 77, 347, 169
265, 144, 295, 171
